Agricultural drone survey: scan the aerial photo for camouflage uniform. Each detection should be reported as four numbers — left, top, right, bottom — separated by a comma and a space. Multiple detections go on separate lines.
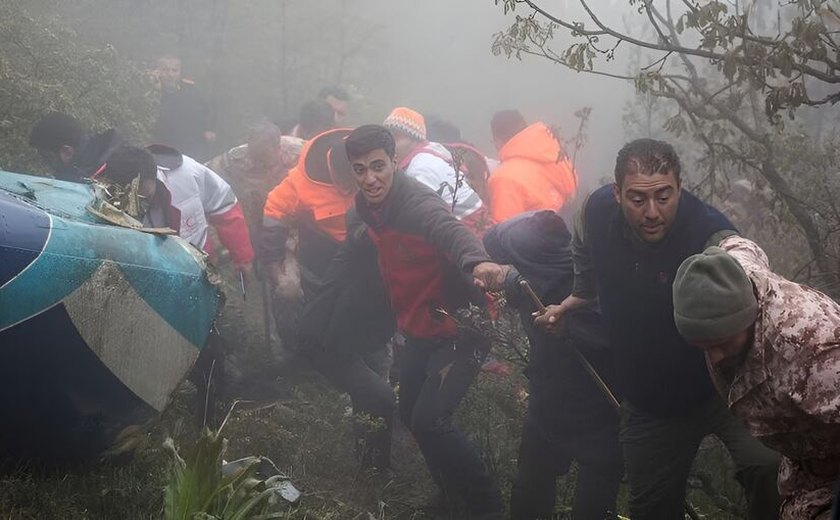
205, 137, 303, 234
717, 235, 840, 520
204, 137, 303, 392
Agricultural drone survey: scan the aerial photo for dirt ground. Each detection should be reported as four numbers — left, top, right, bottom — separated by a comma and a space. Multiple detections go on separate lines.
0, 271, 749, 519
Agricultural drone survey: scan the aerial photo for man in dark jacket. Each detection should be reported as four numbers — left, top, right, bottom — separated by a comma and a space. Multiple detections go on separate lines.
153, 54, 215, 161
259, 128, 355, 358
297, 213, 396, 470
344, 124, 507, 519
535, 139, 780, 519
484, 210, 622, 520
29, 112, 123, 183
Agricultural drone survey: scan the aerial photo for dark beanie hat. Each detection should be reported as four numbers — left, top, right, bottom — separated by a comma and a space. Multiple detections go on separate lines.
673, 246, 758, 341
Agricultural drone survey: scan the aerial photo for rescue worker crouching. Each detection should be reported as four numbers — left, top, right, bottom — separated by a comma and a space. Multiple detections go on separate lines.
259, 128, 356, 361
483, 210, 623, 520
100, 144, 255, 426
673, 240, 840, 520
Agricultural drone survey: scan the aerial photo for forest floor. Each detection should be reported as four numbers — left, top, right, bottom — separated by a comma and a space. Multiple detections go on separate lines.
0, 275, 749, 519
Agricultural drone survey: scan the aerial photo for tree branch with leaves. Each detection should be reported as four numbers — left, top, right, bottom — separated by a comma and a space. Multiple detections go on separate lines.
493, 0, 840, 293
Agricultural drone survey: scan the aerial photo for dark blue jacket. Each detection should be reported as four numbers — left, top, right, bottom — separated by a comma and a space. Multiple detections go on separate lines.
584, 185, 734, 416
484, 210, 616, 432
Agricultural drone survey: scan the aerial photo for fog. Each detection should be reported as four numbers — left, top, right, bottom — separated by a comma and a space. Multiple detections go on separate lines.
353, 0, 634, 189
13, 0, 641, 187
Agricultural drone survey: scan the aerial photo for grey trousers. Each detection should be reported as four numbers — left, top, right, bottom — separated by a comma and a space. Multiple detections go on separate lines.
621, 395, 781, 519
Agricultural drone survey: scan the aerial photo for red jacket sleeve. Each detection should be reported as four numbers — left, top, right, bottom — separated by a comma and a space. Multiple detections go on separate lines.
208, 202, 254, 266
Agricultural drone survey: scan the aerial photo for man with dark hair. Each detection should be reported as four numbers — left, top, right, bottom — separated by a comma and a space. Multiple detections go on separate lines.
153, 54, 216, 161
101, 145, 158, 186
344, 124, 507, 519
289, 99, 339, 140
484, 210, 623, 520
297, 100, 338, 140
101, 144, 253, 274
490, 109, 528, 150
425, 116, 463, 143
318, 86, 350, 124
535, 138, 781, 519
96, 145, 164, 226
488, 110, 577, 223
29, 112, 123, 183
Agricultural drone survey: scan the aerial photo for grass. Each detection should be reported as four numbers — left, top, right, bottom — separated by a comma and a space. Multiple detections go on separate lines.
0, 289, 754, 519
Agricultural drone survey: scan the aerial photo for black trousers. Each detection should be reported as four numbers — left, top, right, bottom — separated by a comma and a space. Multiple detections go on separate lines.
309, 348, 395, 469
509, 390, 623, 520
399, 336, 503, 518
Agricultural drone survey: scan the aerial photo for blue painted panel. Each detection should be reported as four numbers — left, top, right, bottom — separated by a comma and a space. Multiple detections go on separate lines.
0, 171, 95, 222
0, 303, 155, 461
0, 192, 50, 287
0, 171, 218, 349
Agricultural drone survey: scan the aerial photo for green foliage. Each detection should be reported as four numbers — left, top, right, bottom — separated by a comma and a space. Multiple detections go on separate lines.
162, 418, 301, 520
495, 0, 840, 293
0, 1, 155, 174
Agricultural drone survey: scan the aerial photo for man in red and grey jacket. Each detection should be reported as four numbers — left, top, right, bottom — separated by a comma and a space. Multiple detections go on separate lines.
344, 125, 507, 519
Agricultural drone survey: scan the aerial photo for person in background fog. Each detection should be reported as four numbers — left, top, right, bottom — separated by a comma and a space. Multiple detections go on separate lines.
206, 122, 303, 234
426, 115, 495, 210
289, 88, 350, 138
535, 139, 781, 519
295, 100, 338, 140
488, 110, 577, 223
153, 54, 216, 161
319, 86, 350, 124
29, 112, 123, 183
382, 107, 487, 233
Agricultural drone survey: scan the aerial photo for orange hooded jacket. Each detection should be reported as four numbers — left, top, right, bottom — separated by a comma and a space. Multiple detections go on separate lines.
263, 128, 355, 243
488, 122, 578, 223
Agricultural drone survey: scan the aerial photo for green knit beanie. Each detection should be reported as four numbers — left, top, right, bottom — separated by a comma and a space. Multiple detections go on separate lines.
673, 246, 758, 341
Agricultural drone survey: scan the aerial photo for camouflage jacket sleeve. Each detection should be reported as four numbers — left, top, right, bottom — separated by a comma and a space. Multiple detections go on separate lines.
717, 234, 770, 274
720, 235, 840, 425
787, 346, 840, 425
